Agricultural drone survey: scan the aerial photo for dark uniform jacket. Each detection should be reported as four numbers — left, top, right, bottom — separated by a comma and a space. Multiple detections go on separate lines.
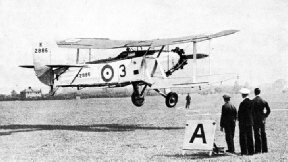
238, 98, 254, 128
220, 102, 237, 128
186, 95, 191, 104
252, 96, 271, 125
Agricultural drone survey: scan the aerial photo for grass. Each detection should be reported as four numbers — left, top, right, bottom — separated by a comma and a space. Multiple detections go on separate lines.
0, 93, 287, 161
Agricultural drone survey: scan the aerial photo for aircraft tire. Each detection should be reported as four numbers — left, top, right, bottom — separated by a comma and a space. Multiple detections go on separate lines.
131, 92, 145, 107
165, 92, 178, 108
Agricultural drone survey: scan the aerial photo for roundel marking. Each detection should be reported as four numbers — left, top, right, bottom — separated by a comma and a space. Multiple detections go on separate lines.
101, 64, 114, 82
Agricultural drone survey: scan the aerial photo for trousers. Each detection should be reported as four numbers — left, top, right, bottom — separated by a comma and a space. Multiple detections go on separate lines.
224, 122, 235, 152
253, 124, 268, 153
239, 125, 254, 155
185, 102, 190, 108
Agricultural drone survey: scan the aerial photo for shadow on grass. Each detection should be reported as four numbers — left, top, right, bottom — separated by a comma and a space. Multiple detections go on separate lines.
162, 152, 231, 160
0, 132, 12, 136
0, 124, 184, 135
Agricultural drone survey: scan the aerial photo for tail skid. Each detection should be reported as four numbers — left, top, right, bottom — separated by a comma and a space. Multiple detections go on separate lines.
49, 85, 59, 96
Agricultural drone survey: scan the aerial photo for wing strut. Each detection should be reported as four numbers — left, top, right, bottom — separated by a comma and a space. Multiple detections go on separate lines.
157, 45, 165, 57
76, 48, 80, 64
70, 67, 83, 85
89, 48, 91, 61
192, 42, 197, 82
140, 47, 154, 83
209, 39, 211, 75
151, 45, 165, 77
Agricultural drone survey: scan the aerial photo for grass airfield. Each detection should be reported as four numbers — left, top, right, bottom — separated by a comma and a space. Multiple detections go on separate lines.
0, 93, 287, 161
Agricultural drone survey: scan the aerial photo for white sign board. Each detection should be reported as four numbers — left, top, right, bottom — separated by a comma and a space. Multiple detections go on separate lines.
183, 120, 216, 151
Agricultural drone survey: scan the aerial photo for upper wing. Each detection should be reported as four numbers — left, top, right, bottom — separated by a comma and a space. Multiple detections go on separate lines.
150, 30, 239, 47
57, 38, 144, 49
57, 30, 238, 49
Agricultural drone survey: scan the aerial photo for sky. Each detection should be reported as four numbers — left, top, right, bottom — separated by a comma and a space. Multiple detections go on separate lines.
0, 0, 288, 94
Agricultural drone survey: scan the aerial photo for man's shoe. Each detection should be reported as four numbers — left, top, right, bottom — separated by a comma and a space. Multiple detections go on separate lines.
226, 150, 235, 154
240, 152, 247, 156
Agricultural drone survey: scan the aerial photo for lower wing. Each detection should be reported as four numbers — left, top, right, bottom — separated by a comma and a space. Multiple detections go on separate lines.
151, 73, 238, 89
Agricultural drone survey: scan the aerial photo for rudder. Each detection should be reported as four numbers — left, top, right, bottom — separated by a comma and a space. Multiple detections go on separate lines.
33, 42, 54, 86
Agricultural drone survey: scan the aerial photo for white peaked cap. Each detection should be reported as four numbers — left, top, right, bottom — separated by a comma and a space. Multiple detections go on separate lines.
239, 88, 251, 94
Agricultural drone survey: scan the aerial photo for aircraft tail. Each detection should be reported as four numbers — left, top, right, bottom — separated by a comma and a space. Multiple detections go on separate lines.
32, 42, 54, 86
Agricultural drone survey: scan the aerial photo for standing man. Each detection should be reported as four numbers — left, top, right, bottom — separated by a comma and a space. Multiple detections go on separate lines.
252, 88, 271, 153
238, 88, 254, 155
185, 93, 191, 109
220, 94, 237, 153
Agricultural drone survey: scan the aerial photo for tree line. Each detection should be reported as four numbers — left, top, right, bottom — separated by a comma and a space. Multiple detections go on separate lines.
0, 88, 159, 101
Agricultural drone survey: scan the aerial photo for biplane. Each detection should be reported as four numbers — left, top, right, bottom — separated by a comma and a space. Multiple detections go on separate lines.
20, 30, 238, 107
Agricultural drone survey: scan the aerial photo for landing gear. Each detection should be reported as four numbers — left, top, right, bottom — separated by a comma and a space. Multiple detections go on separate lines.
131, 83, 147, 107
165, 92, 178, 108
154, 89, 179, 108
131, 92, 145, 107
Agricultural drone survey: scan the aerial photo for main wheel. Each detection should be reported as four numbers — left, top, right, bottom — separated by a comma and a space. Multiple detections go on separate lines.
131, 92, 145, 107
165, 92, 178, 108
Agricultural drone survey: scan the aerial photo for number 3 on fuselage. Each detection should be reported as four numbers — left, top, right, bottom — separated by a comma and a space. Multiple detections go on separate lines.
99, 58, 138, 84
119, 64, 126, 77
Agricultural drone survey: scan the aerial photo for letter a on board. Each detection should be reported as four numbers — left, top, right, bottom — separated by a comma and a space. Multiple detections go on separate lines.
183, 120, 216, 151
189, 124, 207, 143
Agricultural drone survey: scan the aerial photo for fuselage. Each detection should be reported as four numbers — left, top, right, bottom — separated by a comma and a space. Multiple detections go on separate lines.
54, 50, 180, 88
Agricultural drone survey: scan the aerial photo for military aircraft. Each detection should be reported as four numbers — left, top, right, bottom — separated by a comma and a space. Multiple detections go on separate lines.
20, 30, 238, 107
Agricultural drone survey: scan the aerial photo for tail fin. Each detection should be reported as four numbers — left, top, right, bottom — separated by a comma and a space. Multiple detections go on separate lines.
33, 42, 54, 86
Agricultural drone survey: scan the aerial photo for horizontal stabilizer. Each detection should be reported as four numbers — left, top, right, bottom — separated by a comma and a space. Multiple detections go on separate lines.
19, 65, 34, 68
19, 64, 87, 68
45, 64, 88, 68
